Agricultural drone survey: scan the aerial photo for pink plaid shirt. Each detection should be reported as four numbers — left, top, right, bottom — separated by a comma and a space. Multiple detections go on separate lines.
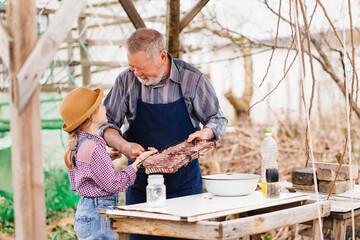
67, 131, 136, 197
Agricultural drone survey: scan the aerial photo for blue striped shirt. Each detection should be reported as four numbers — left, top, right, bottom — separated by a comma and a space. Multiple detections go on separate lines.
100, 57, 227, 140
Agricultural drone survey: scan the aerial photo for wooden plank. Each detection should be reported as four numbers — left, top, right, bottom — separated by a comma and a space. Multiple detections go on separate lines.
118, 0, 146, 29
292, 167, 315, 185
7, 0, 47, 239
111, 217, 220, 239
15, 0, 86, 112
0, 21, 12, 68
317, 167, 347, 181
332, 218, 346, 240
319, 180, 348, 194
220, 201, 331, 239
179, 0, 209, 32
307, 162, 358, 180
116, 233, 130, 240
330, 207, 360, 220
293, 183, 315, 191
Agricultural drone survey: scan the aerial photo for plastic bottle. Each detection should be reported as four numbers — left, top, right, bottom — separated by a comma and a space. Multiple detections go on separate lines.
260, 130, 278, 197
266, 168, 280, 198
146, 174, 166, 207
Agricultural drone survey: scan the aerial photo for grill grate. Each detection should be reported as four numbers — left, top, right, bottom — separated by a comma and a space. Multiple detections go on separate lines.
138, 140, 216, 174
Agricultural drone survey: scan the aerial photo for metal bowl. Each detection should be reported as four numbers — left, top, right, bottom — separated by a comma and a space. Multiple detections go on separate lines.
202, 173, 260, 196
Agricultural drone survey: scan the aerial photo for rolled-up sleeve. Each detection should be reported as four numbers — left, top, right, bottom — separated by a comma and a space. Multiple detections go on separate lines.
99, 73, 128, 137
191, 74, 228, 140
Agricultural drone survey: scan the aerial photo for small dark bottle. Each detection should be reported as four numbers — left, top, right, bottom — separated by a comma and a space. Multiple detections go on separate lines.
266, 168, 280, 198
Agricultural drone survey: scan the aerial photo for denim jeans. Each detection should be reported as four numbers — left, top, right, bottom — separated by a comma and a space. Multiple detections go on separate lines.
74, 193, 118, 240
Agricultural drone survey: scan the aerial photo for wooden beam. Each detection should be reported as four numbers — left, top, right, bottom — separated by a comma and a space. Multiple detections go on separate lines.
7, 0, 46, 238
78, 16, 91, 86
118, 0, 146, 29
0, 21, 12, 69
166, 0, 180, 58
53, 60, 122, 68
179, 0, 209, 32
15, 0, 86, 112
111, 217, 221, 239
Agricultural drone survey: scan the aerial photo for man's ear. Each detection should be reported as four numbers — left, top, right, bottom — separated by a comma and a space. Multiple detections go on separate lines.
159, 50, 167, 63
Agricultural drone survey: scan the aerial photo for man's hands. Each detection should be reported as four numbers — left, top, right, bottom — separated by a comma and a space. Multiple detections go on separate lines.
120, 142, 145, 161
103, 128, 145, 161
107, 147, 122, 160
186, 128, 215, 142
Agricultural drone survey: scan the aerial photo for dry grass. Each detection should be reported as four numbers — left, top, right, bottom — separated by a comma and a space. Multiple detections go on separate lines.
200, 121, 360, 183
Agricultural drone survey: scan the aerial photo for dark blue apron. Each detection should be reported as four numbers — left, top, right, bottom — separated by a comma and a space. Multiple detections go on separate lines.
124, 84, 203, 240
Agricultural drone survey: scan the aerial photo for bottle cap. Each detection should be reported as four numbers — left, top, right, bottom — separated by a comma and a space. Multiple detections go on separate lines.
266, 168, 279, 182
265, 130, 272, 134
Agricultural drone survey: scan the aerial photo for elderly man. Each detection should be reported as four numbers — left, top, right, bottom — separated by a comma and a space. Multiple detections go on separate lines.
100, 28, 227, 239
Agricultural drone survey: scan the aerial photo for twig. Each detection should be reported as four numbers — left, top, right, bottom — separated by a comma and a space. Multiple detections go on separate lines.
259, 0, 282, 87
326, 153, 344, 200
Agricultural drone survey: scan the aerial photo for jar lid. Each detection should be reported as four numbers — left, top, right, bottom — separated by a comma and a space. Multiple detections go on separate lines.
148, 174, 164, 183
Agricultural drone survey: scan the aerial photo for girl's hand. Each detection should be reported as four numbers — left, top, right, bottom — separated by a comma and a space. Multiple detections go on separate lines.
107, 147, 122, 160
132, 147, 158, 171
139, 147, 158, 160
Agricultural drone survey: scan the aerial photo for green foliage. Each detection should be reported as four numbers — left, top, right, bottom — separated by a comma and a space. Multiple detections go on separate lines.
0, 191, 13, 221
44, 167, 80, 213
49, 225, 78, 240
47, 209, 78, 240
0, 167, 79, 236
0, 218, 14, 235
0, 191, 14, 234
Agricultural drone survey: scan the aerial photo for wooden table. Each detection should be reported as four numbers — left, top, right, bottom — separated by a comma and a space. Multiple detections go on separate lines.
299, 185, 360, 240
100, 191, 331, 239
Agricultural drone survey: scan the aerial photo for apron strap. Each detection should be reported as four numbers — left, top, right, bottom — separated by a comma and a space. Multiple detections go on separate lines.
71, 135, 93, 167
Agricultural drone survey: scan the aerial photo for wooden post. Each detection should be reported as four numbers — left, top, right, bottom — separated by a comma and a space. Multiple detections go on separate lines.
312, 219, 323, 240
166, 0, 180, 58
66, 31, 75, 85
7, 0, 47, 239
332, 218, 346, 240
78, 16, 91, 86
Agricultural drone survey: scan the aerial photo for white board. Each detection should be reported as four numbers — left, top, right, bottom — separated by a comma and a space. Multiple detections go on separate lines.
105, 191, 310, 222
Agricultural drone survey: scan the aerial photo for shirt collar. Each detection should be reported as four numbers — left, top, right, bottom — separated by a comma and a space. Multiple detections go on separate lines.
168, 54, 181, 84
77, 131, 106, 146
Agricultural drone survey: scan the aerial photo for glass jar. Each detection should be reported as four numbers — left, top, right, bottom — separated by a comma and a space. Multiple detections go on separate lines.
146, 174, 166, 207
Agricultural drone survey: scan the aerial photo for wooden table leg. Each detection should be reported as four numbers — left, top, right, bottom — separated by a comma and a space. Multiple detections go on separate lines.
332, 218, 346, 240
312, 218, 323, 240
116, 233, 130, 240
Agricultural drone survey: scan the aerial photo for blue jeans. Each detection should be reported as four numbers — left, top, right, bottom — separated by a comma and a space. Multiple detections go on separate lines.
74, 194, 118, 240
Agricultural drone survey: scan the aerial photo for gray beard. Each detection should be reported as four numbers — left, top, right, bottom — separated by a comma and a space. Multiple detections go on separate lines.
137, 64, 165, 86
137, 76, 162, 86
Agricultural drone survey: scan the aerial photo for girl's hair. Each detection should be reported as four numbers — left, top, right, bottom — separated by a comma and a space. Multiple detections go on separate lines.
64, 106, 100, 169
64, 129, 79, 169
126, 28, 165, 61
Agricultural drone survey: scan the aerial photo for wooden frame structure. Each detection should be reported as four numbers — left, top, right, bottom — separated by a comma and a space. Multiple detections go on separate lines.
0, 0, 210, 238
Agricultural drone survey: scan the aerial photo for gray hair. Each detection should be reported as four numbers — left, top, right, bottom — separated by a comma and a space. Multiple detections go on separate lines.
126, 28, 166, 61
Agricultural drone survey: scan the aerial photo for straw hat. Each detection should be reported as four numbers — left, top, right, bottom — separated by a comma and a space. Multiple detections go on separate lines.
59, 87, 104, 133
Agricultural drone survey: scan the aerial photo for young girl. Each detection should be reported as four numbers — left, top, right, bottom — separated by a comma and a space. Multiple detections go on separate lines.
59, 87, 157, 240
